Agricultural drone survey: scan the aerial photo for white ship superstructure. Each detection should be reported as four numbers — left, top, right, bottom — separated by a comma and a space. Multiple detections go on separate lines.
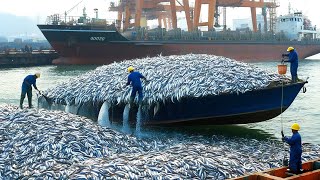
276, 12, 317, 41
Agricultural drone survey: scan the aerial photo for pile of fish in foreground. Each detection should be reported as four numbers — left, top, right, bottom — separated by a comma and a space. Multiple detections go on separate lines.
44, 54, 291, 106
1, 105, 319, 179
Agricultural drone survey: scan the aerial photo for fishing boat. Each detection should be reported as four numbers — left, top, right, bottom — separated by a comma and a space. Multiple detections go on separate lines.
118, 81, 307, 126
37, 1, 320, 65
230, 158, 320, 180
41, 80, 307, 126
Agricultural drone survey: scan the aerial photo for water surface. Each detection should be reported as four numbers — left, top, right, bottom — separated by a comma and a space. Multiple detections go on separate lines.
0, 60, 319, 144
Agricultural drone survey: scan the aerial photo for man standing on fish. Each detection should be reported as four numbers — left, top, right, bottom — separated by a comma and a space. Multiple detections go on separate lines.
282, 47, 299, 83
125, 66, 147, 107
281, 123, 302, 174
20, 73, 41, 109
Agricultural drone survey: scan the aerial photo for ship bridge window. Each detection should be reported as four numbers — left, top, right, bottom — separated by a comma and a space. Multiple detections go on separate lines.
290, 18, 293, 21
295, 18, 297, 21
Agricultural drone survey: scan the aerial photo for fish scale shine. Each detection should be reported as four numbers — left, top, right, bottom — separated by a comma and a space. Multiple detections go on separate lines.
42, 54, 291, 108
0, 55, 314, 178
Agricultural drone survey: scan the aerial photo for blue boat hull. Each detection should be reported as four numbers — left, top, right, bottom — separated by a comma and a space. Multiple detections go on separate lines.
39, 82, 306, 126
143, 82, 306, 125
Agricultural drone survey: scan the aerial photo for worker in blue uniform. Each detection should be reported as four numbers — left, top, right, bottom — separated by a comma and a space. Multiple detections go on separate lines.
20, 73, 40, 109
125, 66, 147, 107
282, 47, 299, 83
281, 123, 302, 174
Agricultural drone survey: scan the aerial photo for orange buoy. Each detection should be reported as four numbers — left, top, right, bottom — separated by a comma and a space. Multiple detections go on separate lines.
278, 64, 287, 75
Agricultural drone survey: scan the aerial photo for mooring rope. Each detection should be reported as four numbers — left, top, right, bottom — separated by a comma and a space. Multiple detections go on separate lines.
281, 76, 284, 132
280, 73, 288, 166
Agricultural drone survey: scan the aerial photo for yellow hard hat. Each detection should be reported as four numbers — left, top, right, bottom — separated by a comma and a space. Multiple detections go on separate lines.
35, 73, 40, 78
287, 46, 294, 52
127, 66, 134, 72
291, 123, 300, 131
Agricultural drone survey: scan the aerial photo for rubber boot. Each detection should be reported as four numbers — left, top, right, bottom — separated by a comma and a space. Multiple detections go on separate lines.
294, 76, 298, 83
19, 94, 25, 109
291, 76, 297, 83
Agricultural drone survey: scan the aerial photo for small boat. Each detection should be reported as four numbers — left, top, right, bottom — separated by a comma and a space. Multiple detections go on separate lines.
230, 158, 320, 180
42, 81, 307, 126
140, 81, 307, 126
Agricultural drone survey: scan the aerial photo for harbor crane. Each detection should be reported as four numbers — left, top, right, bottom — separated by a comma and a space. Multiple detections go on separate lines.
109, 0, 278, 32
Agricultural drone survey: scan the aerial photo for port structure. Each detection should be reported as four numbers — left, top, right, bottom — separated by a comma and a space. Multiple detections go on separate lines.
109, 0, 278, 32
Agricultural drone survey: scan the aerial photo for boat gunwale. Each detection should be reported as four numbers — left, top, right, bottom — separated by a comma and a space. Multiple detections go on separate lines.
229, 158, 320, 180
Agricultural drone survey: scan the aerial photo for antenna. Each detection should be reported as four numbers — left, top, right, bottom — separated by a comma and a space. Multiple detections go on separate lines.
64, 0, 84, 22
66, 0, 84, 14
83, 7, 87, 18
94, 8, 98, 19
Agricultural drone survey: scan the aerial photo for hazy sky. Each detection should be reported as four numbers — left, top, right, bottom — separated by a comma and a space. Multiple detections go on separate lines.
0, 0, 318, 28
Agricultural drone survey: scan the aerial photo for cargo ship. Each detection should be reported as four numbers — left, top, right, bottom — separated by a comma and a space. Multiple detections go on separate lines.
37, 1, 320, 65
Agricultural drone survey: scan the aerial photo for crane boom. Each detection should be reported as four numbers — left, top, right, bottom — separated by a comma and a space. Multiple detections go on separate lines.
66, 0, 84, 15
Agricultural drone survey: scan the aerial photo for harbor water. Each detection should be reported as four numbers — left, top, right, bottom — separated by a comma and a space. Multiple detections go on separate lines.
0, 59, 319, 144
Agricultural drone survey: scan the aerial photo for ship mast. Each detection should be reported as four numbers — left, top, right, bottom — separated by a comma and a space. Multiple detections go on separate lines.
64, 0, 84, 23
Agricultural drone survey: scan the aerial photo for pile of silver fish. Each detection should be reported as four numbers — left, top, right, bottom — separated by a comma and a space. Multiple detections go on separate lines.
44, 54, 291, 106
1, 105, 319, 179
0, 105, 172, 179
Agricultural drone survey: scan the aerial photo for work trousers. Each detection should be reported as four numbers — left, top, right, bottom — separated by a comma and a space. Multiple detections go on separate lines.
130, 86, 143, 106
289, 151, 302, 174
290, 64, 298, 83
20, 88, 32, 108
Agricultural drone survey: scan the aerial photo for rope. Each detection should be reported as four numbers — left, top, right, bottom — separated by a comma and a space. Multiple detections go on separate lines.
280, 75, 284, 132
280, 74, 288, 165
